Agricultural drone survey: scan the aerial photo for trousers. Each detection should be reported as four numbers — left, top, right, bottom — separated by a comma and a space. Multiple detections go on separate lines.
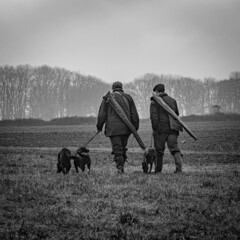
153, 132, 180, 156
110, 134, 130, 160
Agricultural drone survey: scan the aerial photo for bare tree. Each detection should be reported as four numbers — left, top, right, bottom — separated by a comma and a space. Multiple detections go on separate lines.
0, 66, 17, 119
13, 65, 31, 118
28, 65, 57, 119
217, 79, 240, 113
229, 71, 240, 80
1, 64, 240, 120
203, 78, 218, 114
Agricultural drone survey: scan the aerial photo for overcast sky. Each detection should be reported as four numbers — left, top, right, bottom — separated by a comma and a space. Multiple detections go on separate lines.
0, 0, 239, 83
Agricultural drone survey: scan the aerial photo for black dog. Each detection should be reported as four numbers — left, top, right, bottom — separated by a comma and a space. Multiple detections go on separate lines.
57, 148, 78, 174
74, 147, 91, 173
142, 147, 157, 173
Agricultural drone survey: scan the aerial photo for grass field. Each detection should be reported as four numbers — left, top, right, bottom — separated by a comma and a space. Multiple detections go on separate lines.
0, 121, 240, 239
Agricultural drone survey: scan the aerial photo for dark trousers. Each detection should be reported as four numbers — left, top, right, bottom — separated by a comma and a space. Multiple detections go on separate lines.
153, 132, 181, 172
110, 134, 130, 173
110, 134, 130, 160
153, 132, 180, 156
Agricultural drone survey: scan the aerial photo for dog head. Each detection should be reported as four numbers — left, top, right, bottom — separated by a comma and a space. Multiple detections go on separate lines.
144, 147, 157, 162
77, 147, 90, 154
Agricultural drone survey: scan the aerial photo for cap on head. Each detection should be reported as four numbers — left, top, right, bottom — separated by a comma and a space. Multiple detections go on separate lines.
112, 81, 123, 90
153, 83, 165, 92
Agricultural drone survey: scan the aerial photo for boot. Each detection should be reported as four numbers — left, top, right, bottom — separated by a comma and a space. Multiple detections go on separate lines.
173, 152, 182, 173
155, 155, 163, 173
115, 156, 124, 173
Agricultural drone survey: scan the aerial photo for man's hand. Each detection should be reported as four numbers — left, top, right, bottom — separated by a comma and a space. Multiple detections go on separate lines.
97, 127, 102, 132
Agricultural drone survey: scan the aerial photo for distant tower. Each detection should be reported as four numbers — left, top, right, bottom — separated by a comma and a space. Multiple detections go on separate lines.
210, 105, 221, 114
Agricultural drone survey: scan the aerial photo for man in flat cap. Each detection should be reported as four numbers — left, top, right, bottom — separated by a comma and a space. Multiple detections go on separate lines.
96, 81, 139, 173
150, 83, 183, 173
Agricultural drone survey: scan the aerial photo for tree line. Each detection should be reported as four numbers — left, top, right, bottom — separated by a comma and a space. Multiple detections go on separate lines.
0, 65, 239, 120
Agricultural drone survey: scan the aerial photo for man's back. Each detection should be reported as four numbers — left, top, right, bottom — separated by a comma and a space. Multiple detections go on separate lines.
150, 92, 182, 133
97, 88, 139, 137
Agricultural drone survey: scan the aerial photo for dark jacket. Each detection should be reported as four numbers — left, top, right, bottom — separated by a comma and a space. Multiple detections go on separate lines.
150, 93, 183, 134
97, 90, 139, 137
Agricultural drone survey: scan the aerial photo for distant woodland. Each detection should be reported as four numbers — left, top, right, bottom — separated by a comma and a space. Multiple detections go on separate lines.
0, 65, 240, 120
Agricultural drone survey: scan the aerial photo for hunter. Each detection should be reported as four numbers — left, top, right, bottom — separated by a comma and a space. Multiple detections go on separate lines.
96, 81, 139, 173
150, 83, 183, 173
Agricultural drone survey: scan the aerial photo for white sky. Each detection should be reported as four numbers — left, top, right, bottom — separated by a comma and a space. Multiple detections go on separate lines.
0, 0, 240, 83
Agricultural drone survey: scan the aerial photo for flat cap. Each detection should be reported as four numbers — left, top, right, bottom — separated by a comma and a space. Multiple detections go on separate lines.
112, 81, 123, 90
153, 83, 165, 92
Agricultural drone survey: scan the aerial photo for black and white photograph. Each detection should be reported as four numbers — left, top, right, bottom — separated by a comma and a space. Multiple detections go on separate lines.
0, 0, 239, 239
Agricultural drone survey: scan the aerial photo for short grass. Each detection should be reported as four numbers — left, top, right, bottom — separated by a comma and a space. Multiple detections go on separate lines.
0, 149, 239, 240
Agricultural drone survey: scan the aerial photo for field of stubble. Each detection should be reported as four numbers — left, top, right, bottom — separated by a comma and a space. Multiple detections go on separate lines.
0, 121, 240, 240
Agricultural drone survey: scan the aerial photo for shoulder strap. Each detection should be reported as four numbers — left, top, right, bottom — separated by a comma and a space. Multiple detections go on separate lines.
113, 92, 130, 109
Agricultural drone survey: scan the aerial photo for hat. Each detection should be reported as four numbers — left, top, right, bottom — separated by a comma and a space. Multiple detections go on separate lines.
112, 81, 123, 90
153, 83, 165, 92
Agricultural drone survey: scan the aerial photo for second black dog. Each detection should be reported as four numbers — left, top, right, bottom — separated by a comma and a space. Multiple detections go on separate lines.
74, 147, 91, 173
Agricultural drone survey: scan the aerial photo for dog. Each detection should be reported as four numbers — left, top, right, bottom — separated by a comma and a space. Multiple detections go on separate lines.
57, 148, 78, 174
142, 147, 157, 173
74, 147, 91, 173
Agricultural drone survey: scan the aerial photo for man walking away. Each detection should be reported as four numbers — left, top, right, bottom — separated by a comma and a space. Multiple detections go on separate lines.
150, 84, 183, 173
96, 81, 139, 173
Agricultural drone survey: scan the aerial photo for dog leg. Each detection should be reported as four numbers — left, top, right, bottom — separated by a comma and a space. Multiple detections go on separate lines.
142, 162, 148, 173
74, 161, 79, 173
66, 165, 71, 174
142, 150, 148, 173
87, 162, 91, 174
80, 163, 85, 172
149, 163, 153, 174
57, 163, 62, 173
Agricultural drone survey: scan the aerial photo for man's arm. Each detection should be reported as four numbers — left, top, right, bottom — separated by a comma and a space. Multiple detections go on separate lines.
129, 97, 139, 131
96, 98, 107, 131
174, 99, 180, 116
150, 101, 159, 131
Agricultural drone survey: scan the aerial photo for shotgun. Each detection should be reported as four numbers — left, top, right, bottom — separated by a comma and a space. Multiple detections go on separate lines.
107, 92, 146, 150
152, 92, 197, 141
